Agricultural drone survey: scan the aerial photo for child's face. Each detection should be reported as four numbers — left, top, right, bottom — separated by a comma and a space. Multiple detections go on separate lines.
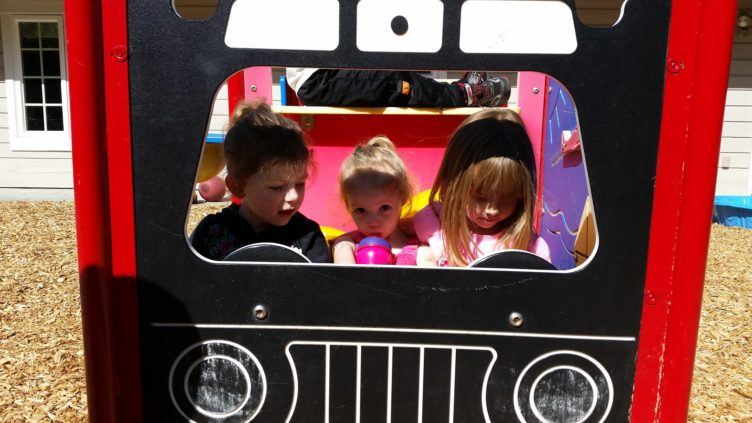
347, 187, 403, 239
240, 163, 308, 230
466, 193, 518, 234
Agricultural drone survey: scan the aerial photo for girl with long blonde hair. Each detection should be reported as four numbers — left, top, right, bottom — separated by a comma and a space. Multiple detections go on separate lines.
413, 109, 550, 267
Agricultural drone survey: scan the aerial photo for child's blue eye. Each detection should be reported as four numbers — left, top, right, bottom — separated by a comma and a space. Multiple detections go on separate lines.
353, 208, 366, 215
379, 205, 392, 212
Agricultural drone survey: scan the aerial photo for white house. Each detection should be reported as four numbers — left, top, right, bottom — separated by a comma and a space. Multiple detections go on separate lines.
1, 0, 750, 200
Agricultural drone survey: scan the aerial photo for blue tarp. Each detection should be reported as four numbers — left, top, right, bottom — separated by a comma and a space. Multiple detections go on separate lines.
206, 132, 224, 144
713, 195, 752, 229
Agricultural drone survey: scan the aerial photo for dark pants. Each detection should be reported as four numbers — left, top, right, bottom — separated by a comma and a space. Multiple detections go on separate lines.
296, 70, 467, 107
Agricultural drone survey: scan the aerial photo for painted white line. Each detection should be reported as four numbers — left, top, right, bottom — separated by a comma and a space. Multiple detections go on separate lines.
283, 342, 496, 422
356, 345, 362, 423
325, 344, 330, 423
387, 346, 393, 423
448, 348, 456, 423
284, 345, 299, 423
480, 349, 498, 423
418, 347, 424, 423
152, 323, 636, 342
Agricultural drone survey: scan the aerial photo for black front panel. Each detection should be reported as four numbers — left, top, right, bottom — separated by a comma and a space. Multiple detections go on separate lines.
128, 0, 672, 421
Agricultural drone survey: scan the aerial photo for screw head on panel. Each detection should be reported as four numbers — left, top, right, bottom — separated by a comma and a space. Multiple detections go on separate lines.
508, 312, 524, 328
110, 45, 128, 62
253, 304, 268, 320
667, 59, 685, 75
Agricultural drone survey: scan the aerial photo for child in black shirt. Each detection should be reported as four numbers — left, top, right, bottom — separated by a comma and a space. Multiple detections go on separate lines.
191, 101, 330, 263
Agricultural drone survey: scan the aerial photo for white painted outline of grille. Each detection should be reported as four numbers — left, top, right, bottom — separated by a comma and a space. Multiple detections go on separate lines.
168, 339, 268, 422
284, 341, 497, 423
513, 350, 614, 423
183, 355, 252, 419
528, 365, 598, 423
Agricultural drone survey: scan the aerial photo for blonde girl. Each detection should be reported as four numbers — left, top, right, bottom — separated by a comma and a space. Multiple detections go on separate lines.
332, 136, 421, 265
191, 101, 330, 262
413, 109, 551, 267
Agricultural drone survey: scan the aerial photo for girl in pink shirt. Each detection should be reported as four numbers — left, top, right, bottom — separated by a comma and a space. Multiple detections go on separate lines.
332, 136, 421, 265
413, 109, 551, 267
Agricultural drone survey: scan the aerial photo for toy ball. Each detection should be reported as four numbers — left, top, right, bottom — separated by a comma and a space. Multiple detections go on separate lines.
355, 237, 394, 265
320, 226, 346, 243
196, 141, 225, 182
198, 175, 227, 202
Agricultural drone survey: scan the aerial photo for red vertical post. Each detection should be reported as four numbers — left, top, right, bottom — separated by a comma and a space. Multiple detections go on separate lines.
631, 0, 737, 421
100, 0, 142, 419
68, 0, 142, 420
65, 0, 117, 421
227, 72, 245, 115
517, 71, 549, 230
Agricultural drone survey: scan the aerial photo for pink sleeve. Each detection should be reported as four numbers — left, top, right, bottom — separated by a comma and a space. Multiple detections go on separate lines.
413, 206, 439, 242
412, 206, 447, 265
530, 235, 552, 263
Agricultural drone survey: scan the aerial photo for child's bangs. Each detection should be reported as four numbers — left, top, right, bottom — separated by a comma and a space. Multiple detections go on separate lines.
469, 157, 528, 200
258, 157, 311, 180
341, 167, 407, 201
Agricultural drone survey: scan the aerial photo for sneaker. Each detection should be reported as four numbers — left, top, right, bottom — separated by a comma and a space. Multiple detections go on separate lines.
470, 76, 511, 107
460, 71, 488, 86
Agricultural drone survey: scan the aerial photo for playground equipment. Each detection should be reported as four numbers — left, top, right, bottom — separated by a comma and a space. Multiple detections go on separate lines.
66, 0, 737, 421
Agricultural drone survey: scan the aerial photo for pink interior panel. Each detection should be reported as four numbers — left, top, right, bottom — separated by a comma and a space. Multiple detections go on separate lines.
301, 146, 446, 230
284, 114, 467, 230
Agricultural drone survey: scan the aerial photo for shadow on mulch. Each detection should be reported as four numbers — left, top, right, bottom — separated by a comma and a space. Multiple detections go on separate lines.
0, 202, 749, 421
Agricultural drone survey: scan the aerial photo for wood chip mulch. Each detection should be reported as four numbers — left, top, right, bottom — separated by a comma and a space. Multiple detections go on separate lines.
1, 202, 86, 422
0, 202, 750, 421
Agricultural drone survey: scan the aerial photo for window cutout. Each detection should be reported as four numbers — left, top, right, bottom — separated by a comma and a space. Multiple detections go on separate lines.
188, 67, 597, 272
225, 0, 339, 50
460, 1, 577, 54
573, 0, 626, 28
172, 0, 218, 21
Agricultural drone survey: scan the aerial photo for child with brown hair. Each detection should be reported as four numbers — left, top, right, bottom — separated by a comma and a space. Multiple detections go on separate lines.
413, 109, 551, 267
190, 101, 330, 262
332, 136, 422, 265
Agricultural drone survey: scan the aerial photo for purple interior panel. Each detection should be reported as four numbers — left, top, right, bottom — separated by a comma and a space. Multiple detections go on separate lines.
540, 79, 592, 270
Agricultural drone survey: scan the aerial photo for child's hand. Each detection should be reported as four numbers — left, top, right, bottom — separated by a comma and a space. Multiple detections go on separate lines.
416, 245, 437, 267
332, 237, 357, 264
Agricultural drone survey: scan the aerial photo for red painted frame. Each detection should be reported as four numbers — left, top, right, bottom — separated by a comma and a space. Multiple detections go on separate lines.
66, 0, 737, 420
631, 0, 738, 421
66, 0, 140, 420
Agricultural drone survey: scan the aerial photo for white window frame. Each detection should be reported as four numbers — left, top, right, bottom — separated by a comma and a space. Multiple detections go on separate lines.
2, 14, 71, 151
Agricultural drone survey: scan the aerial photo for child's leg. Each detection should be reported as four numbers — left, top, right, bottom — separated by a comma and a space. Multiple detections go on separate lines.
403, 72, 468, 107
296, 70, 467, 107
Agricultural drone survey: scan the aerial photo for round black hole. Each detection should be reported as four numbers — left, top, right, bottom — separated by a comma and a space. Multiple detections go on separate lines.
391, 15, 409, 36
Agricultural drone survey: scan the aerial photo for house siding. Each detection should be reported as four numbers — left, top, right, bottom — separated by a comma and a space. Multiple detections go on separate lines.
719, 0, 752, 195
0, 1, 73, 200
